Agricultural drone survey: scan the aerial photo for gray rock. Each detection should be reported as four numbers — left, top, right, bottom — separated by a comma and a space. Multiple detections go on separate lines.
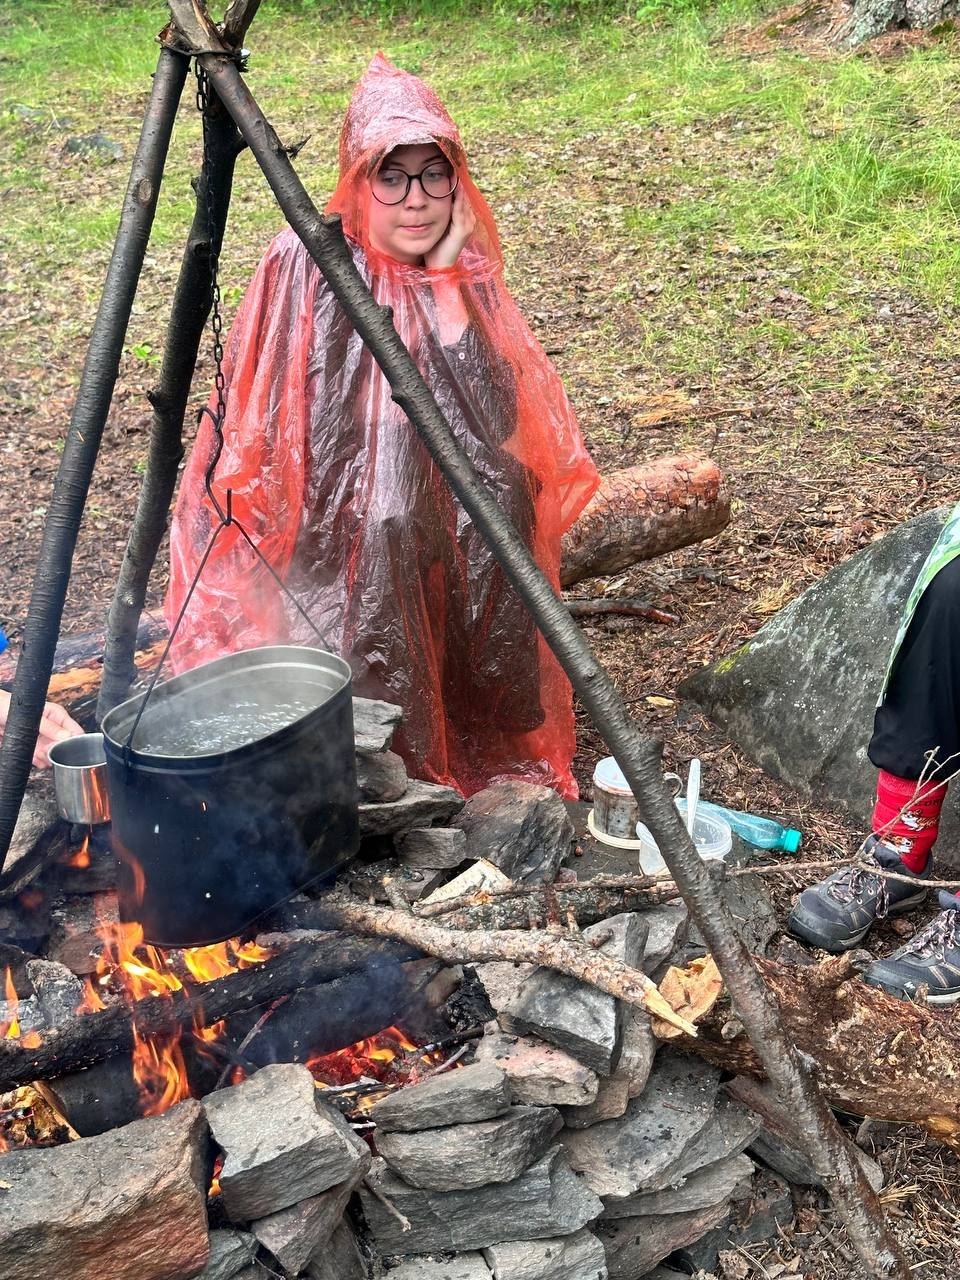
484, 1228, 608, 1279
356, 749, 408, 801
503, 915, 647, 1076
617, 1007, 656, 1101
669, 1211, 732, 1275
3, 773, 60, 894
360, 778, 464, 837
196, 1230, 259, 1280
452, 781, 576, 883
601, 1153, 754, 1218
642, 1093, 760, 1194
353, 696, 403, 752
370, 1062, 512, 1133
641, 903, 690, 975
596, 1202, 730, 1278
376, 1106, 563, 1190
387, 1256, 492, 1279
359, 1147, 603, 1253
25, 958, 84, 1026
476, 1022, 600, 1107
561, 1053, 721, 1198
477, 962, 534, 1015
392, 864, 451, 903
679, 507, 960, 864
684, 844, 778, 957
64, 131, 124, 160
251, 1158, 370, 1273
398, 826, 468, 869
305, 1219, 367, 1280
202, 1063, 368, 1222
0, 1099, 211, 1280
727, 1169, 793, 1247
561, 1073, 630, 1130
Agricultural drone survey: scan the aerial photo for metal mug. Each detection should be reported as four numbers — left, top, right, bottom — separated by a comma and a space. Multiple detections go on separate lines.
48, 733, 111, 825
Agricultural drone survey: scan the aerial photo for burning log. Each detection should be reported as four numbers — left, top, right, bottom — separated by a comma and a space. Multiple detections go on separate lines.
559, 455, 730, 587
653, 952, 960, 1152
0, 934, 419, 1090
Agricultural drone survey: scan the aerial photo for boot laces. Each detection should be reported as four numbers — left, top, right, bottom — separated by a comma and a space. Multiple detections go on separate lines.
827, 853, 891, 917
904, 909, 960, 960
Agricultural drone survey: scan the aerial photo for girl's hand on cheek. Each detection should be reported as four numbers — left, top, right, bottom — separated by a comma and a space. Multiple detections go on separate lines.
425, 186, 477, 270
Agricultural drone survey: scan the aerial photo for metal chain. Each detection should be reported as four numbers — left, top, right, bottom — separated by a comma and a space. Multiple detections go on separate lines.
194, 61, 229, 520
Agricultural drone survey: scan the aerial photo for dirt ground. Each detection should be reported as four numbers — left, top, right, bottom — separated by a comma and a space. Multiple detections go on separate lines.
2, 10, 959, 1278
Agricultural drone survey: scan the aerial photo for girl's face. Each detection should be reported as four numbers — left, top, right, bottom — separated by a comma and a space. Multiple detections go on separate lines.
367, 143, 453, 264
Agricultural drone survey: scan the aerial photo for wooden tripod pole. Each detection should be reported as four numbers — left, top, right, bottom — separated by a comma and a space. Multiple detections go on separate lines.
97, 51, 256, 720
0, 48, 189, 865
165, 6, 908, 1273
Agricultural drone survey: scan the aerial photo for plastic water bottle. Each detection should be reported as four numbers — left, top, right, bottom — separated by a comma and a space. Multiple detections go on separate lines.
695, 800, 801, 853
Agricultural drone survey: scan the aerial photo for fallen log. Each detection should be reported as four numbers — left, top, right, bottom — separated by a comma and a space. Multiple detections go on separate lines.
653, 952, 960, 1152
0, 933, 420, 1090
560, 454, 730, 587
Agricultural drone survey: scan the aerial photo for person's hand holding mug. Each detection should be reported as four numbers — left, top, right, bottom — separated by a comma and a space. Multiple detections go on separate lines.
0, 690, 83, 769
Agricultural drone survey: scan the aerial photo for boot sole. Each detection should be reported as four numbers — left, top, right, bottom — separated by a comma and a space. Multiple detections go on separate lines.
862, 971, 960, 1005
786, 888, 929, 954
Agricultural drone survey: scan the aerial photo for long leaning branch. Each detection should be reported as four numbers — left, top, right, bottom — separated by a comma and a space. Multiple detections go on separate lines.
164, 6, 909, 1273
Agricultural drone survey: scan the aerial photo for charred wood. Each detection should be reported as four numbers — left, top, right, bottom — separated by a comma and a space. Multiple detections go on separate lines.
0, 934, 419, 1090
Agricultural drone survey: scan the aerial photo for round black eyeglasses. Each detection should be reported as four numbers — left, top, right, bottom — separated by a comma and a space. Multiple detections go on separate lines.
372, 163, 459, 206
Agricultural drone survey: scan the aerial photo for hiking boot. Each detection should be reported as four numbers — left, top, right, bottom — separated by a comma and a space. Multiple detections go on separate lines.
863, 893, 960, 1004
786, 836, 931, 953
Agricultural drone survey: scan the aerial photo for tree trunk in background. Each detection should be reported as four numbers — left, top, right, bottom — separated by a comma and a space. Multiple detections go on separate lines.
834, 0, 955, 45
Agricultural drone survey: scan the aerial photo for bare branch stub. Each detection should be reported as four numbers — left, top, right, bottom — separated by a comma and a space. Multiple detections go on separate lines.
166, 0, 227, 53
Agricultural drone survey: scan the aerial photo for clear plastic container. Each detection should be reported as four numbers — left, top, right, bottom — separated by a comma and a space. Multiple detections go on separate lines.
636, 799, 733, 874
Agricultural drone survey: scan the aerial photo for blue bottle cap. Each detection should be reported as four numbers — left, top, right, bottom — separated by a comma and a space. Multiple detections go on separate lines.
0, 629, 7, 656
781, 828, 802, 854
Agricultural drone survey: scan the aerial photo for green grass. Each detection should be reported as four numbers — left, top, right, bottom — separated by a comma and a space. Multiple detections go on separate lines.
1, 0, 960, 394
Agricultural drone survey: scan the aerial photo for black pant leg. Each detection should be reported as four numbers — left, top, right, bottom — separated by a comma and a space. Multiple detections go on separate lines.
868, 556, 960, 781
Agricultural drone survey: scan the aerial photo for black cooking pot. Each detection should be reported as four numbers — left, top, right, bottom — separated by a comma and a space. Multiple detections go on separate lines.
101, 646, 359, 947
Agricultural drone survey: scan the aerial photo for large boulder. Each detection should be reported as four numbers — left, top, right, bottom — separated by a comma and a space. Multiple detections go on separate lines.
680, 508, 960, 862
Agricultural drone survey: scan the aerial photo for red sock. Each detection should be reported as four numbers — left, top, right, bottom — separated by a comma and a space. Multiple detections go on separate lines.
871, 769, 946, 872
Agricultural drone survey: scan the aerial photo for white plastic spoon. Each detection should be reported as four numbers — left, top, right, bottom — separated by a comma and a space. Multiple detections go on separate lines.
685, 757, 701, 839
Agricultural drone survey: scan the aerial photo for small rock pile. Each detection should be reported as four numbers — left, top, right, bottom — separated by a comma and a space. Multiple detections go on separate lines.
0, 697, 885, 1280
353, 899, 779, 1280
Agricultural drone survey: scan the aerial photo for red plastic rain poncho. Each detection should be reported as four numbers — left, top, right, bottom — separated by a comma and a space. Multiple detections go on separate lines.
166, 54, 599, 797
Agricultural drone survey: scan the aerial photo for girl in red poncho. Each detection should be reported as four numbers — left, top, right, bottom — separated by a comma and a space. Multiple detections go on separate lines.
166, 54, 599, 797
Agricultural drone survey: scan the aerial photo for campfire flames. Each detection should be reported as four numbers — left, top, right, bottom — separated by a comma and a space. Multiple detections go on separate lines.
1, 847, 449, 1153
80, 923, 274, 1116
